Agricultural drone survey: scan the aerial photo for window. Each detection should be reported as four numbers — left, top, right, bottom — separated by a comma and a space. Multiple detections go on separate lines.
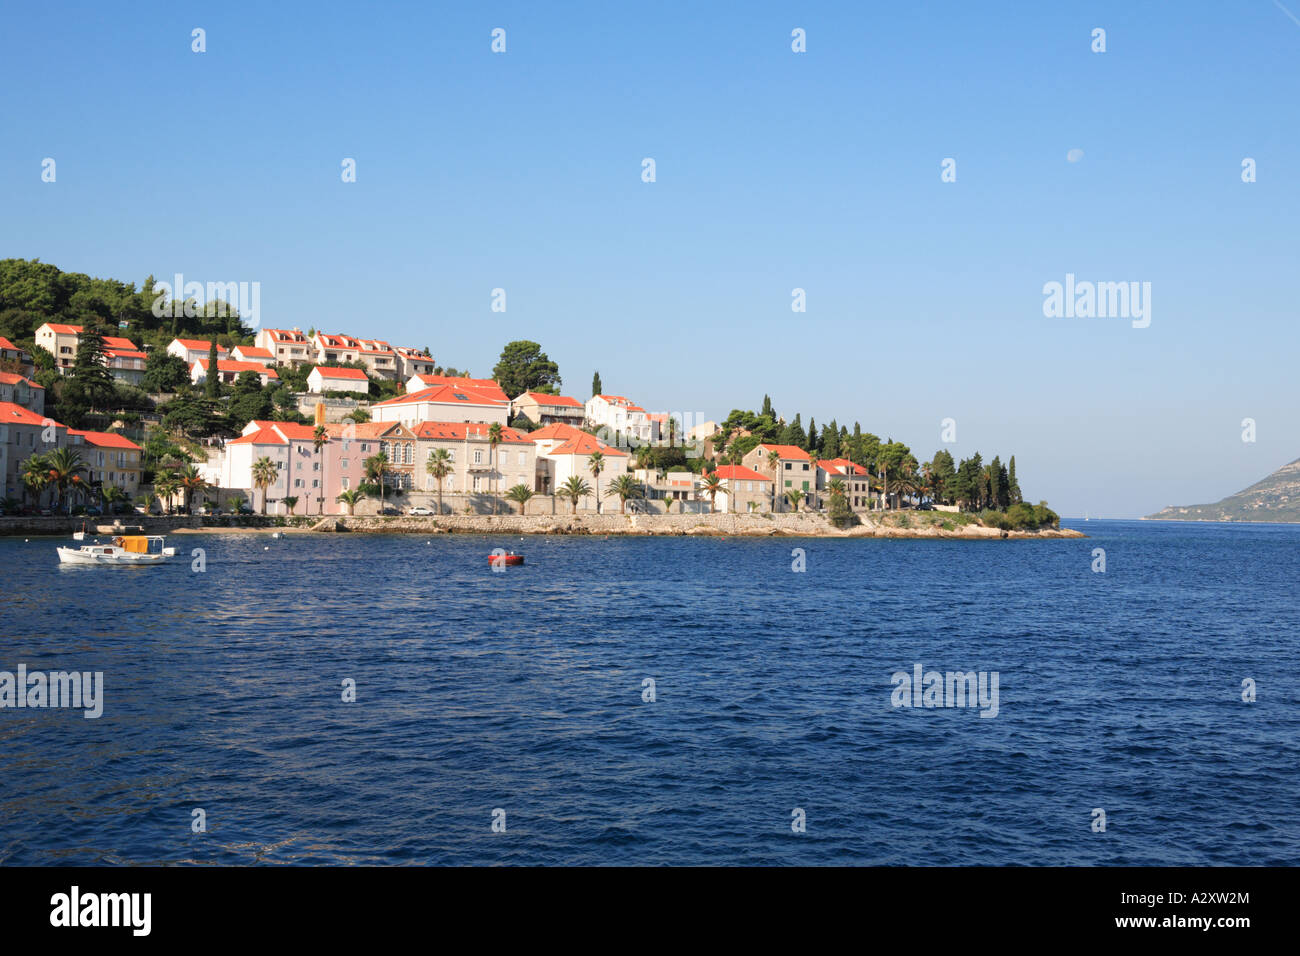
472, 476, 482, 492
341, 458, 349, 469
802, 481, 809, 491
473, 450, 483, 464
784, 462, 792, 470
342, 477, 350, 490
802, 464, 809, 471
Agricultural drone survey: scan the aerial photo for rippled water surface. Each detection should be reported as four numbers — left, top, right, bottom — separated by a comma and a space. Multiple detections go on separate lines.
1, 520, 1297, 865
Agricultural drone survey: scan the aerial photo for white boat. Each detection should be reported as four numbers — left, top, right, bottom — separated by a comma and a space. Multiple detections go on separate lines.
57, 535, 177, 565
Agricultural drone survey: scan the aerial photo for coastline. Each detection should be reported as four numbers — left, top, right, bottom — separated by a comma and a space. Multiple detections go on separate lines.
1, 513, 1086, 539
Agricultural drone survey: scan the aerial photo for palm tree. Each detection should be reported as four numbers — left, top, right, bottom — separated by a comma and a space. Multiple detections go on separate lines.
177, 463, 208, 513
365, 452, 390, 512
878, 461, 891, 510
335, 488, 365, 516
100, 485, 127, 515
560, 475, 591, 514
313, 424, 329, 514
228, 493, 247, 513
487, 423, 503, 515
425, 448, 452, 515
45, 447, 87, 514
505, 484, 535, 514
606, 474, 643, 514
155, 472, 181, 515
699, 470, 724, 514
767, 449, 781, 512
587, 451, 606, 514
20, 453, 50, 509
808, 453, 820, 510
283, 496, 299, 515
252, 456, 280, 515
785, 487, 804, 512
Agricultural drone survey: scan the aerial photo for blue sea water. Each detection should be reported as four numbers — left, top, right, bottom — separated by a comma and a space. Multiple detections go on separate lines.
0, 519, 1296, 866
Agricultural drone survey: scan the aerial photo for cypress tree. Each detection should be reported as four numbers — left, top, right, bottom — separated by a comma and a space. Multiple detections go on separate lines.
206, 339, 220, 398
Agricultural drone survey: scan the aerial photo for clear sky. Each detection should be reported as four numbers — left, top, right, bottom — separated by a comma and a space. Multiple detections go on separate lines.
3, 1, 1297, 518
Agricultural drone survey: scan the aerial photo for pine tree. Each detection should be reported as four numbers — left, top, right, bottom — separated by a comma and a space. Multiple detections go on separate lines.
806, 417, 817, 453
761, 394, 773, 418
592, 370, 602, 397
1008, 456, 1021, 504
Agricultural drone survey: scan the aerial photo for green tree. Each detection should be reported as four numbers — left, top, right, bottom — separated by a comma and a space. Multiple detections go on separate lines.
283, 496, 299, 515
605, 474, 643, 514
252, 456, 280, 514
336, 488, 365, 516
699, 470, 724, 514
365, 452, 390, 512
505, 484, 535, 514
785, 487, 804, 513
205, 339, 220, 398
488, 422, 503, 514
592, 370, 602, 397
492, 340, 561, 398
44, 447, 88, 513
560, 475, 591, 514
313, 425, 329, 514
425, 448, 452, 515
142, 351, 191, 393
587, 450, 606, 514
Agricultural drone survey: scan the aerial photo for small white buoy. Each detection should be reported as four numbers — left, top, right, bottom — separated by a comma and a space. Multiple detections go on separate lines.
263, 546, 269, 551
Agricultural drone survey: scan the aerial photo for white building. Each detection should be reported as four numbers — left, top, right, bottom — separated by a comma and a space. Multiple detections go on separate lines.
167, 338, 229, 366
372, 379, 509, 427
307, 366, 370, 394
585, 394, 656, 445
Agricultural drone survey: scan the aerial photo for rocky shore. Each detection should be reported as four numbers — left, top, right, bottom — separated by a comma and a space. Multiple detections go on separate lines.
303, 512, 1086, 539
2, 512, 1084, 539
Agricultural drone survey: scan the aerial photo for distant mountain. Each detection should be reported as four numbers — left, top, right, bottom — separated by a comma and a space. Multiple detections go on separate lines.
1146, 457, 1300, 522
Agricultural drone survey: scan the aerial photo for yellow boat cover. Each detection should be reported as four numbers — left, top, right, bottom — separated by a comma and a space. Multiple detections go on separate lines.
119, 536, 150, 553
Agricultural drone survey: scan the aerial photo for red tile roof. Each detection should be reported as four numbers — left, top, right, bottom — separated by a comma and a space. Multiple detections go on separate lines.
231, 345, 273, 359
407, 375, 508, 402
311, 366, 369, 380
412, 422, 531, 443
546, 433, 628, 457
713, 465, 772, 482
0, 336, 27, 352
820, 457, 868, 476
194, 359, 279, 378
68, 429, 141, 451
0, 372, 42, 388
172, 338, 229, 352
41, 323, 83, 335
230, 421, 320, 444
0, 401, 58, 427
374, 383, 506, 407
528, 422, 588, 442
756, 443, 810, 460
520, 391, 582, 407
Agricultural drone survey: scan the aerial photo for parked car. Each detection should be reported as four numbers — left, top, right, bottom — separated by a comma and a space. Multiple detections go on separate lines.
409, 506, 434, 516
84, 506, 102, 516
379, 506, 401, 516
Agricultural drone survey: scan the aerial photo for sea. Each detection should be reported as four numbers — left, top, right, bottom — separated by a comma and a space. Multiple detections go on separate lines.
0, 519, 1296, 865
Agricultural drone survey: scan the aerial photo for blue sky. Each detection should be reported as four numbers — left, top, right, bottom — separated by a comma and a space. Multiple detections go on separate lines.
3, 1, 1298, 517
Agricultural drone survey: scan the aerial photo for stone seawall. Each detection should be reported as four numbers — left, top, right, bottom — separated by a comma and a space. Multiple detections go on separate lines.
306, 513, 1085, 539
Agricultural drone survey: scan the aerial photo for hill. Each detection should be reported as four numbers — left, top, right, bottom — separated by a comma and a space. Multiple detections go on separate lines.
1146, 457, 1300, 522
